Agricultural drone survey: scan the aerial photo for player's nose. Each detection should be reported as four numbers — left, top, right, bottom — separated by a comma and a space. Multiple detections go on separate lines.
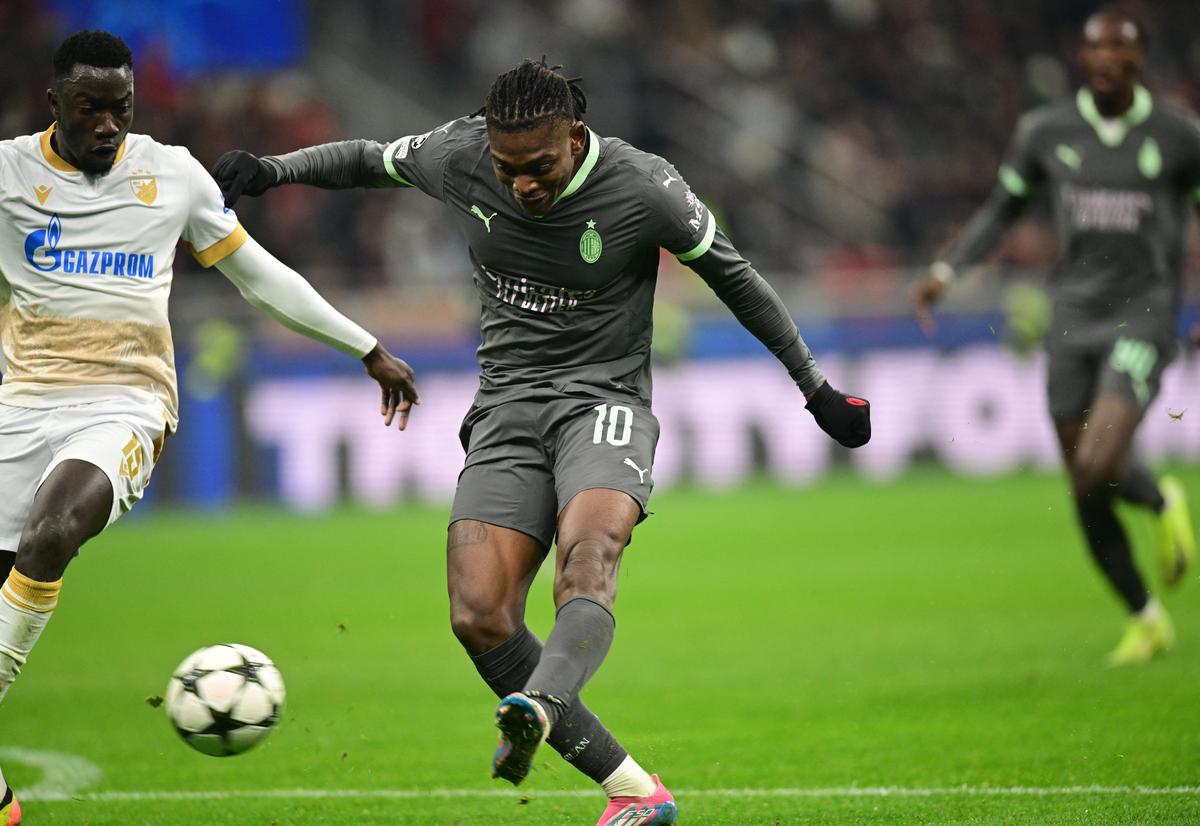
513, 175, 542, 196
95, 112, 121, 138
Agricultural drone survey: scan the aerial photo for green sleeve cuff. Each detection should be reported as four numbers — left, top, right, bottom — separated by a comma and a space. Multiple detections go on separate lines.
677, 213, 717, 262
382, 138, 415, 187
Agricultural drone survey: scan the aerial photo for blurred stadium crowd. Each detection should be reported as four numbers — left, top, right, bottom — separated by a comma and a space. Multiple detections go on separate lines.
3, 0, 1198, 330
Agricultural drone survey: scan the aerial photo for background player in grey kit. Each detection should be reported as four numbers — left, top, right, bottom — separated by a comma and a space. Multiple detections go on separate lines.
213, 58, 870, 824
912, 7, 1199, 666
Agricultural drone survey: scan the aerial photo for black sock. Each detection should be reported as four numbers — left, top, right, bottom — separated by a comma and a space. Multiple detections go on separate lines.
525, 597, 615, 728
471, 625, 627, 783
1075, 491, 1149, 612
1116, 462, 1165, 513
0, 551, 14, 584
469, 624, 541, 697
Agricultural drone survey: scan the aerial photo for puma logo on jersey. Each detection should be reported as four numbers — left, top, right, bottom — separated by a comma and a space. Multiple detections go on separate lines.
661, 169, 677, 188
470, 204, 497, 232
33, 184, 53, 205
623, 457, 650, 484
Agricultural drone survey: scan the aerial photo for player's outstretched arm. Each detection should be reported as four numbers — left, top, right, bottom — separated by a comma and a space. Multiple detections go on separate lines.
683, 228, 871, 448
215, 237, 420, 429
212, 140, 396, 208
912, 182, 1028, 336
914, 107, 1047, 336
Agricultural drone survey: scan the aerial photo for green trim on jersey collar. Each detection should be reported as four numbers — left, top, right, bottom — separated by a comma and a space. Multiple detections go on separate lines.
551, 127, 600, 206
1076, 85, 1152, 148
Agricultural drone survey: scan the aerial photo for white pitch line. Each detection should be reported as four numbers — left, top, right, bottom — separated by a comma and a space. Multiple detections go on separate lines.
22, 785, 1200, 803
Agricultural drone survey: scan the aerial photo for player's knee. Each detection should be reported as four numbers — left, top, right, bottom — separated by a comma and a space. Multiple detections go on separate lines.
449, 598, 520, 654
1069, 454, 1119, 498
556, 536, 622, 602
15, 513, 83, 577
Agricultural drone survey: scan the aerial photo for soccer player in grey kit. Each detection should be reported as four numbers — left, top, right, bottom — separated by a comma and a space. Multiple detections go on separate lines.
214, 59, 870, 824
913, 8, 1198, 666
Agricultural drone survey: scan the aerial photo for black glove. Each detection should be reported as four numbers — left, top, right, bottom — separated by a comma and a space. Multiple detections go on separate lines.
210, 150, 276, 208
805, 381, 871, 448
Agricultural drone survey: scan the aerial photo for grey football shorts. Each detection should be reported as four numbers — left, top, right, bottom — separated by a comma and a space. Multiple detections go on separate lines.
1045, 333, 1175, 420
449, 396, 660, 548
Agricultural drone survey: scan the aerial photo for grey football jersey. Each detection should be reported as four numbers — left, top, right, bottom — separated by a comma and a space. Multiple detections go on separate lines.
266, 117, 822, 408
945, 86, 1200, 343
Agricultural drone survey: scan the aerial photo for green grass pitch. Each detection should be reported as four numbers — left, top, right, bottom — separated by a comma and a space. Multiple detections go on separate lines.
2, 467, 1198, 824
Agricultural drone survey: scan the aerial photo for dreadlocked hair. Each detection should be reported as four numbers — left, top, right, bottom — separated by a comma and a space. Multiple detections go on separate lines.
475, 58, 587, 133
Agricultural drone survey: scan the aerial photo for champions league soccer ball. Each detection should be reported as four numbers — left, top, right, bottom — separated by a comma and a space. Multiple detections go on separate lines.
165, 643, 286, 756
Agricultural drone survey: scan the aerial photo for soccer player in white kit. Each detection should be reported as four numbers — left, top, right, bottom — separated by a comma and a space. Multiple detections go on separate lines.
0, 31, 419, 823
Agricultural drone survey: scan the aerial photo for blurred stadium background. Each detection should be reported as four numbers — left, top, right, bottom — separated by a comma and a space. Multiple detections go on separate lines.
3, 0, 1196, 510
5, 3, 1200, 823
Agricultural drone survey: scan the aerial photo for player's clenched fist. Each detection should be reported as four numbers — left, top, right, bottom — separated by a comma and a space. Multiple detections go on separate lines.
211, 150, 276, 208
805, 381, 871, 448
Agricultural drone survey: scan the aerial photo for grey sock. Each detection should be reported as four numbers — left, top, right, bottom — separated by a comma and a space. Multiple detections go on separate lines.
471, 625, 626, 783
525, 597, 615, 728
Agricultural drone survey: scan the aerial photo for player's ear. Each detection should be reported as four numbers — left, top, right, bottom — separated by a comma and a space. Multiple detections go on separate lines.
47, 87, 60, 120
571, 120, 590, 162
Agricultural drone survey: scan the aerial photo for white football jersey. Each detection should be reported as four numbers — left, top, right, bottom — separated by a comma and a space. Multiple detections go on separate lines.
0, 124, 247, 430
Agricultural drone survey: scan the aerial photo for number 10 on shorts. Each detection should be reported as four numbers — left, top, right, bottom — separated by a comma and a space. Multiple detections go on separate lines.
592, 403, 633, 446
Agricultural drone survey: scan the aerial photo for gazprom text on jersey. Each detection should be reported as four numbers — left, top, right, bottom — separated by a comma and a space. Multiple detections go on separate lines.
23, 214, 154, 279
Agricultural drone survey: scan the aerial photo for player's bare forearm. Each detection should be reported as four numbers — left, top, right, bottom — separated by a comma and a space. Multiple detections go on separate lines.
361, 343, 420, 430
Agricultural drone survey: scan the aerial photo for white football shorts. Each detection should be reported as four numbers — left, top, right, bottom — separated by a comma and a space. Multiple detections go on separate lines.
0, 396, 167, 550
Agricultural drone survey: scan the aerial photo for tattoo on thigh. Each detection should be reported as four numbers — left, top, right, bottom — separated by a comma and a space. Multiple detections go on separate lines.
447, 521, 489, 551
